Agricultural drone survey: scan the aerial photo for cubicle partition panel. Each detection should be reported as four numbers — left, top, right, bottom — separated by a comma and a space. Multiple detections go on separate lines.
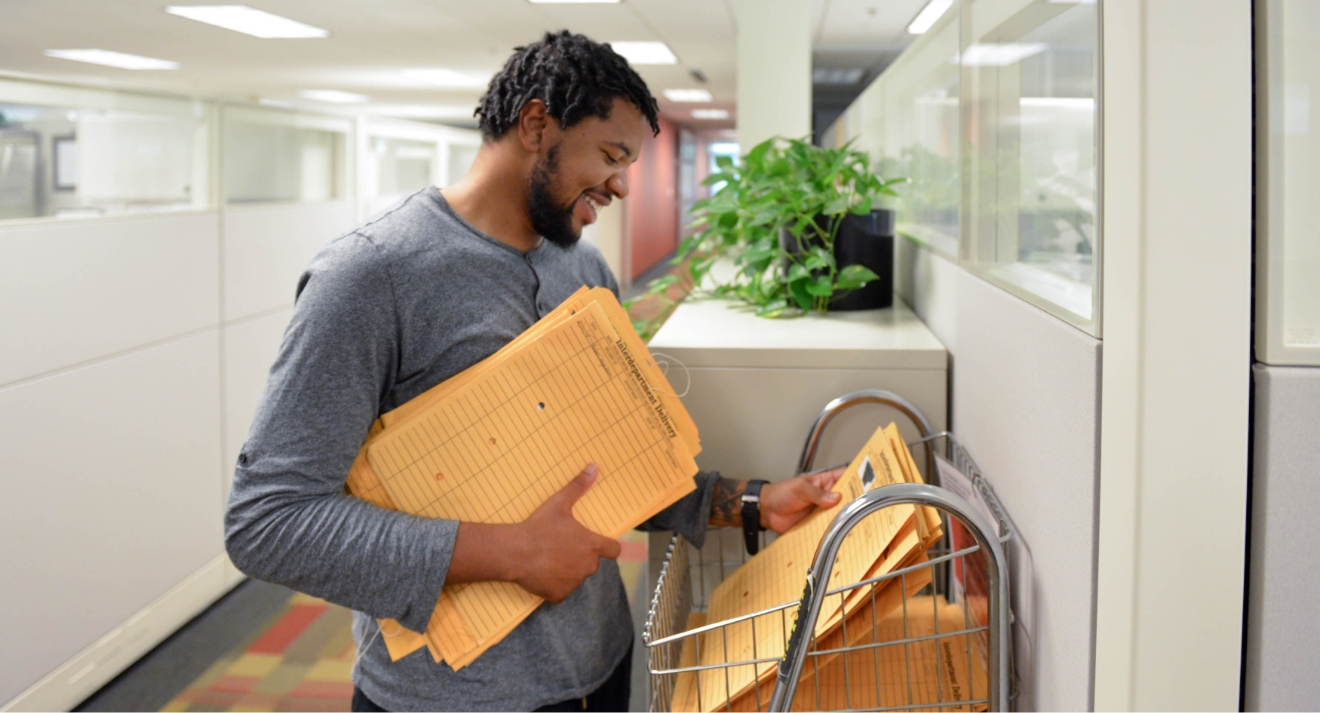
1245, 365, 1320, 710
0, 211, 228, 709
896, 238, 1100, 712
219, 201, 356, 322
0, 213, 222, 386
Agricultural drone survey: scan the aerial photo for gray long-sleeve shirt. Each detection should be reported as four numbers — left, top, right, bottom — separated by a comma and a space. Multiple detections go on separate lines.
224, 187, 717, 712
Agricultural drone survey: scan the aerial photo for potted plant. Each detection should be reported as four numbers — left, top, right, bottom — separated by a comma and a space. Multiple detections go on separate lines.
627, 136, 905, 339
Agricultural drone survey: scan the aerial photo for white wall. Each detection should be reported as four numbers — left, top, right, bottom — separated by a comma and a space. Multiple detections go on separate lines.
733, 0, 811, 148
898, 241, 1099, 711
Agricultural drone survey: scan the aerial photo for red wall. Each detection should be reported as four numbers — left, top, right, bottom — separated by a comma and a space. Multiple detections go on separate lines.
627, 115, 679, 280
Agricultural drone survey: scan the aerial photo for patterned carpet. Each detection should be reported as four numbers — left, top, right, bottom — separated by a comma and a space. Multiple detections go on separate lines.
162, 532, 649, 712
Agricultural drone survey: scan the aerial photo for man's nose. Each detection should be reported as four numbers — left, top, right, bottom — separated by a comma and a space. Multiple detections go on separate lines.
606, 171, 629, 200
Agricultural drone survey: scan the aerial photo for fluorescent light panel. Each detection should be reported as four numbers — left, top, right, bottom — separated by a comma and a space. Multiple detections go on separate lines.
692, 108, 729, 120
957, 43, 1048, 66
165, 5, 327, 38
663, 88, 712, 102
403, 68, 490, 88
812, 68, 865, 85
44, 49, 179, 70
610, 41, 677, 65
298, 89, 369, 104
907, 0, 954, 34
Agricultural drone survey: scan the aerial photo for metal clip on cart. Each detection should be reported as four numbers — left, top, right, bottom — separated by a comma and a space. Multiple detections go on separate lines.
643, 390, 1017, 712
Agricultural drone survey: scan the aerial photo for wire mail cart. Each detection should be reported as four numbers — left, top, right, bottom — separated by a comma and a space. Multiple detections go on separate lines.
643, 390, 1018, 712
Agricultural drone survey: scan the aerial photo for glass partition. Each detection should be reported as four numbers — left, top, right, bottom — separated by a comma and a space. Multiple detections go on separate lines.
223, 108, 348, 204
1257, 0, 1320, 365
446, 142, 479, 185
820, 0, 1100, 334
877, 1, 961, 257
364, 135, 437, 217
0, 83, 209, 221
963, 0, 1099, 326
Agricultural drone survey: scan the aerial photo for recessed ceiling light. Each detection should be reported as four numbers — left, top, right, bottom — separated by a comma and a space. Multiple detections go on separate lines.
610, 41, 678, 65
44, 49, 179, 70
165, 5, 328, 38
812, 68, 866, 85
663, 88, 713, 103
907, 0, 954, 34
298, 89, 370, 104
955, 43, 1048, 66
402, 68, 490, 89
692, 108, 729, 120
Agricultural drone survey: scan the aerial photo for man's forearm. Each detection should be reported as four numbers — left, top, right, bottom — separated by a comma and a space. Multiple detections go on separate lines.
448, 522, 524, 585
709, 476, 747, 528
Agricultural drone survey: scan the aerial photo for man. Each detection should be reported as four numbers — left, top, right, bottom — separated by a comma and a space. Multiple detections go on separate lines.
225, 31, 842, 712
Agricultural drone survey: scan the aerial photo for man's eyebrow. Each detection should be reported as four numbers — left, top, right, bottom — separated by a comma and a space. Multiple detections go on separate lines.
604, 141, 633, 158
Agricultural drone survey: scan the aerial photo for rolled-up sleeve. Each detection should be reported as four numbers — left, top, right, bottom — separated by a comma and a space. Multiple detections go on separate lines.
223, 233, 454, 633
636, 471, 720, 548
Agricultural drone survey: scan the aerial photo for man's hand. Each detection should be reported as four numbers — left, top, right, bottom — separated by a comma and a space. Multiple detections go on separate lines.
509, 464, 622, 603
759, 467, 844, 533
708, 467, 845, 534
448, 463, 621, 603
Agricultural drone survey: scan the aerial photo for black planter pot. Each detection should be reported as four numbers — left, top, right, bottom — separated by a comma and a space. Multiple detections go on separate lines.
780, 209, 894, 311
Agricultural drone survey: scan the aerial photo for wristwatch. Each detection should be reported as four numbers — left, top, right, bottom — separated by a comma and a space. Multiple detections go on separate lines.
741, 480, 769, 555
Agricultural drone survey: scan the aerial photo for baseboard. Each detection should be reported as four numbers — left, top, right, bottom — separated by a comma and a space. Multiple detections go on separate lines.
2, 555, 246, 712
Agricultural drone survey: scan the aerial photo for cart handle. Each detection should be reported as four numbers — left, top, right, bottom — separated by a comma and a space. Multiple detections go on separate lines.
768, 482, 1011, 713
796, 389, 938, 485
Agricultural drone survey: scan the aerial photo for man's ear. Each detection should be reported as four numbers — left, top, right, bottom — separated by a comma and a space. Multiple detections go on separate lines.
517, 99, 551, 153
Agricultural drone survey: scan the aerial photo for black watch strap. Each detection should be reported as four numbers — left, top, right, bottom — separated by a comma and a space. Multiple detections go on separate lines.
742, 480, 769, 555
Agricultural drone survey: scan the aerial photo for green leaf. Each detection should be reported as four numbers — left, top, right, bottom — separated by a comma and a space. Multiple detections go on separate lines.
676, 235, 701, 258
648, 274, 680, 294
715, 155, 734, 170
810, 246, 837, 271
835, 264, 880, 290
805, 276, 834, 297
787, 263, 810, 282
824, 196, 849, 215
755, 299, 789, 318
849, 195, 874, 215
701, 170, 737, 187
789, 280, 812, 311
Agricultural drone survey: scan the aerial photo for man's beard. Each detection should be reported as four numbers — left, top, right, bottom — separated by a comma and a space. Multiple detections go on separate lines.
526, 143, 580, 249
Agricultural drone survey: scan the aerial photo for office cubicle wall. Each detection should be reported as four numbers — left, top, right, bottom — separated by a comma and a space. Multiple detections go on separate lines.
837, 1, 1254, 708
0, 212, 229, 711
0, 78, 477, 710
824, 0, 1102, 707
1245, 1, 1320, 708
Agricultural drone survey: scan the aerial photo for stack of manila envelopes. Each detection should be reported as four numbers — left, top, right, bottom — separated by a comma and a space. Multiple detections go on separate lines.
671, 424, 943, 711
345, 287, 701, 669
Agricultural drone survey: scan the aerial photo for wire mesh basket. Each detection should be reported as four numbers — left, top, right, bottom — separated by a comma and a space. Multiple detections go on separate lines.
643, 392, 1018, 712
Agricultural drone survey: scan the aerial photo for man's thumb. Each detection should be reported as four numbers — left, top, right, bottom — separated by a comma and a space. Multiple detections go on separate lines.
806, 481, 842, 507
558, 463, 599, 507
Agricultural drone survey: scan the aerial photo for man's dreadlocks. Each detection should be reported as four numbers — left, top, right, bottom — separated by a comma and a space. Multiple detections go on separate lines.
476, 31, 661, 140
